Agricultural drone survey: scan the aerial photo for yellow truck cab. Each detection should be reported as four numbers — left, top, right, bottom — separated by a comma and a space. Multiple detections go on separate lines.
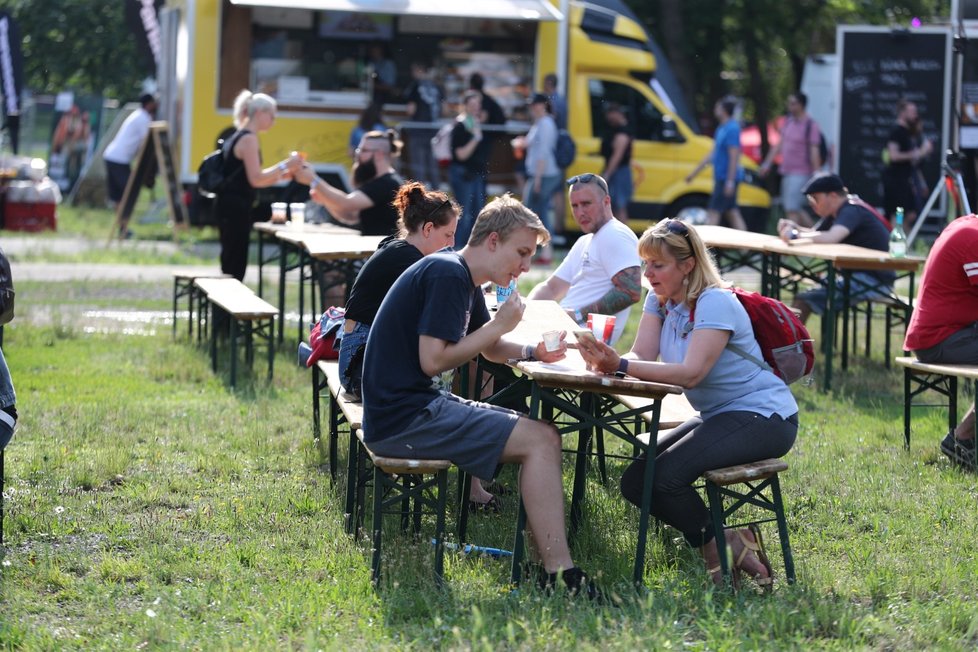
158, 0, 769, 231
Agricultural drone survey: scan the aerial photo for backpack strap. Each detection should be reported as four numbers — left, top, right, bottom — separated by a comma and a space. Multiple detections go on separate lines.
691, 288, 774, 374
847, 195, 891, 231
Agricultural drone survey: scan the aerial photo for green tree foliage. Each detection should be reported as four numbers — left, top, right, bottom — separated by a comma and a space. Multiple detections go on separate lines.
627, 0, 950, 149
2, 0, 152, 98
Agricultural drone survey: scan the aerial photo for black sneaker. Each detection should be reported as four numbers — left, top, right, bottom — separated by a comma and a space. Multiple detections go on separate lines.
542, 567, 605, 602
941, 431, 977, 468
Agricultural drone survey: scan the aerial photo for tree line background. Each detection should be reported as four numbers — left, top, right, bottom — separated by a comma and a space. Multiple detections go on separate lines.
0, 0, 954, 155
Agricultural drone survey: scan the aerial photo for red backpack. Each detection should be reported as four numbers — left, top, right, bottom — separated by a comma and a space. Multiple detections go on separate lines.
689, 288, 815, 384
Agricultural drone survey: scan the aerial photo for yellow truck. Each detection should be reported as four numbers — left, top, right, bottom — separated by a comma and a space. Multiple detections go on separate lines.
158, 0, 770, 231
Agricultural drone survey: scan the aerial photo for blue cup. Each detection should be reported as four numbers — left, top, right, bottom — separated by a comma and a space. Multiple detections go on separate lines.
495, 280, 517, 306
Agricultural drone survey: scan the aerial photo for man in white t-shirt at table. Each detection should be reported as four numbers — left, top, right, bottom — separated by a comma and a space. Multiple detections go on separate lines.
103, 93, 157, 238
528, 173, 641, 344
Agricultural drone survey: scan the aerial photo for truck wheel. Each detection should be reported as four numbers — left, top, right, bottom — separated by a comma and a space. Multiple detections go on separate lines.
665, 195, 710, 224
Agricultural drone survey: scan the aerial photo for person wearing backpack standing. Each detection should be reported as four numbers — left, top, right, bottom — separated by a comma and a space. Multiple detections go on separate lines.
759, 92, 824, 228
775, 173, 894, 325
216, 90, 304, 283
576, 218, 798, 590
511, 93, 560, 263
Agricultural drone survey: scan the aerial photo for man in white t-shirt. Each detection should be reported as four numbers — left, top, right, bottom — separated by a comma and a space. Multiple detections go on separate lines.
528, 173, 641, 344
103, 93, 157, 237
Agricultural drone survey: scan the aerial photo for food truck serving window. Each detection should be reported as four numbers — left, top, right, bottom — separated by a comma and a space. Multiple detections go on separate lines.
222, 1, 554, 114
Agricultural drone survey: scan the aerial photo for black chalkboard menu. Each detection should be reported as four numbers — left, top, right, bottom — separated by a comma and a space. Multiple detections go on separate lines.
837, 26, 951, 212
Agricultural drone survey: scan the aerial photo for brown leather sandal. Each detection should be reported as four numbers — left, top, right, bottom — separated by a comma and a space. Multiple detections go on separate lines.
733, 526, 774, 592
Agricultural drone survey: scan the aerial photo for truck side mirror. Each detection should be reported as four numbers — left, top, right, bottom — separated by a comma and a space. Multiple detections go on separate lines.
660, 116, 684, 143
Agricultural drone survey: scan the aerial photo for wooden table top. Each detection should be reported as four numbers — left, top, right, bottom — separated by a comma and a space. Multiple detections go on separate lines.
253, 220, 359, 237
274, 231, 385, 261
694, 224, 783, 251
764, 239, 924, 272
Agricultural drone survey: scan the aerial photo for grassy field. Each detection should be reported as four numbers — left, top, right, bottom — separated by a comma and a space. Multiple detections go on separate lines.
2, 207, 978, 649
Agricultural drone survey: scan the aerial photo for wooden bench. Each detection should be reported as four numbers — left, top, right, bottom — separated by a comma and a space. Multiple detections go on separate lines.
311, 359, 365, 519
895, 356, 978, 451
193, 278, 278, 388
354, 429, 453, 586
703, 458, 795, 587
172, 272, 231, 341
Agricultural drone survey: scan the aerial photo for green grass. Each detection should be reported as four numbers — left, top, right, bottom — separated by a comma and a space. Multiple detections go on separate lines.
3, 216, 978, 649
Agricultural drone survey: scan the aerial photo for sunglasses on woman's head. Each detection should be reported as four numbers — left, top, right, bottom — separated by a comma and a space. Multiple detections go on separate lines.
664, 219, 695, 256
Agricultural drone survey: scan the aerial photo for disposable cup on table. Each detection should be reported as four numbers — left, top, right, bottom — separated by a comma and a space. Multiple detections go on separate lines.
289, 202, 305, 226
542, 330, 562, 352
588, 313, 616, 344
271, 202, 287, 224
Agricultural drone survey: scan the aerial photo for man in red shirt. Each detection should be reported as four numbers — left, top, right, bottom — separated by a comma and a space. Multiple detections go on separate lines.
904, 215, 978, 467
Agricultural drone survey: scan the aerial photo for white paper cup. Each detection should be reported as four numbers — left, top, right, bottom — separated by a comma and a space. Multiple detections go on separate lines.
542, 330, 561, 352
289, 202, 305, 225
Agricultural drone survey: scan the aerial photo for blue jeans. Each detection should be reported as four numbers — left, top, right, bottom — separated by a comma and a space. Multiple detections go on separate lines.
0, 347, 15, 409
406, 128, 440, 189
523, 174, 562, 233
338, 321, 370, 397
450, 163, 485, 248
796, 271, 892, 316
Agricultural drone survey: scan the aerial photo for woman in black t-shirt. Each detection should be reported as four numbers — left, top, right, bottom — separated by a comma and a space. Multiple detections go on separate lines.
217, 90, 304, 281
339, 182, 458, 397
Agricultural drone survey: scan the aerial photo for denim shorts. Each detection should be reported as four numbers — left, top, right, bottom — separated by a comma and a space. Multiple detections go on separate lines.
708, 182, 738, 213
796, 271, 891, 316
338, 321, 369, 397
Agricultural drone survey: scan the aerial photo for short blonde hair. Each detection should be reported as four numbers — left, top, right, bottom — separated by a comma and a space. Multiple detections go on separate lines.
232, 90, 277, 128
468, 194, 550, 247
638, 219, 727, 306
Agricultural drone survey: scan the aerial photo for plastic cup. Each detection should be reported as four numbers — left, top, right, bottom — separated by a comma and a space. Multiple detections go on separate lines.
495, 279, 517, 307
271, 202, 287, 224
542, 330, 561, 352
588, 313, 616, 344
289, 202, 305, 226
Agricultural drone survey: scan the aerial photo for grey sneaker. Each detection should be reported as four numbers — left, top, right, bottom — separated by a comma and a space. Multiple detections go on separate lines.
940, 431, 977, 468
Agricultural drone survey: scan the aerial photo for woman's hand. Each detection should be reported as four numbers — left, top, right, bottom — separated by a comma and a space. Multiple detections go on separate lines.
576, 337, 620, 374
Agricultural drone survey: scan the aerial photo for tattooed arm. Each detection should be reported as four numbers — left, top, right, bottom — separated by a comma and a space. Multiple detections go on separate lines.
576, 266, 642, 316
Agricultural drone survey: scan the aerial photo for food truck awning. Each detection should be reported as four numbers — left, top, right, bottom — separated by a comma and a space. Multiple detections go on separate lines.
230, 0, 563, 21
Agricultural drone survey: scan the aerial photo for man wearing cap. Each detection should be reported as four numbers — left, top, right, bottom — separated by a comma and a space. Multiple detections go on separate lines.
511, 93, 560, 263
528, 173, 641, 344
103, 93, 158, 238
776, 172, 894, 324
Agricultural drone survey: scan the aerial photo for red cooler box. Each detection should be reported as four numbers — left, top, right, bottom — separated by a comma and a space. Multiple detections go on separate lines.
3, 201, 57, 232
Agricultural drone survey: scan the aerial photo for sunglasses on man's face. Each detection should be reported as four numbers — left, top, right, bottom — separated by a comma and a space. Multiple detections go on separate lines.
566, 173, 609, 195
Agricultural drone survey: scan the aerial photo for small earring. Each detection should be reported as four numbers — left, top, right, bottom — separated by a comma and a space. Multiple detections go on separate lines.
682, 276, 689, 287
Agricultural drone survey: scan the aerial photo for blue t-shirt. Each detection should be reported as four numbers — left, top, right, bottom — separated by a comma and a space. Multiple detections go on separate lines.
712, 120, 742, 183
362, 252, 491, 440
646, 287, 798, 420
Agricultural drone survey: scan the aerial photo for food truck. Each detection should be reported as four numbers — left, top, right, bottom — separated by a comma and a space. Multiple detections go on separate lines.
157, 0, 770, 231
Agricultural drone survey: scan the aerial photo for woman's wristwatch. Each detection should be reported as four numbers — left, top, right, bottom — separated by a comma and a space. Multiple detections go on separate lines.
614, 357, 629, 378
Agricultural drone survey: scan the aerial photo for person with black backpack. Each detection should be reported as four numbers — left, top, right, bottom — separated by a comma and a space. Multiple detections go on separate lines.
576, 218, 798, 590
215, 90, 304, 282
759, 92, 825, 228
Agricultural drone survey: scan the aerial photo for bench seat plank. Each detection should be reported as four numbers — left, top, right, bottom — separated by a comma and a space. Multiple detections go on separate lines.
356, 430, 452, 475
703, 458, 788, 485
194, 278, 277, 319
895, 356, 978, 380
317, 359, 363, 429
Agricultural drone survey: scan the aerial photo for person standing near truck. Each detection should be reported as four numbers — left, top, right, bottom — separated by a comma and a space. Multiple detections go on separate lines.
685, 97, 748, 231
403, 60, 444, 190
759, 92, 823, 227
103, 93, 157, 238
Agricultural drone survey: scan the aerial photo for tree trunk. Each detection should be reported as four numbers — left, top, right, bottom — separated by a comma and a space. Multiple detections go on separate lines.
656, 0, 698, 115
